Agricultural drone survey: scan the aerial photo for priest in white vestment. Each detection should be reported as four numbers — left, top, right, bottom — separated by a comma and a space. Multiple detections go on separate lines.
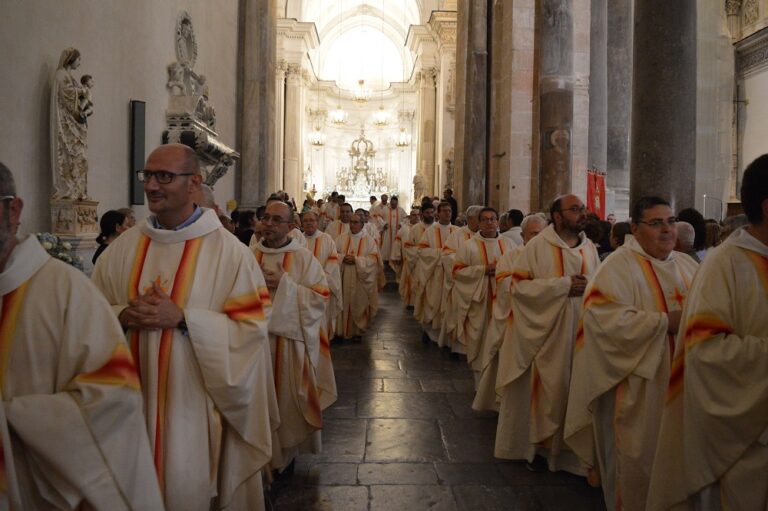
406, 203, 435, 308
564, 197, 698, 511
93, 144, 278, 511
325, 203, 352, 242
414, 202, 458, 340
392, 209, 420, 301
0, 163, 163, 510
452, 208, 516, 379
320, 194, 340, 229
252, 202, 331, 471
647, 156, 768, 511
303, 211, 343, 362
380, 196, 407, 265
494, 194, 599, 475
438, 205, 482, 351
336, 214, 381, 341
474, 214, 548, 412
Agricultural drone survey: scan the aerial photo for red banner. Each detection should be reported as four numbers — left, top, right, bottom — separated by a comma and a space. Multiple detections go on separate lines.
586, 169, 606, 219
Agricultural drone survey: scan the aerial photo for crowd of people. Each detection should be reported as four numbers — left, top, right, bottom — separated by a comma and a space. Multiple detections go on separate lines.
0, 144, 766, 510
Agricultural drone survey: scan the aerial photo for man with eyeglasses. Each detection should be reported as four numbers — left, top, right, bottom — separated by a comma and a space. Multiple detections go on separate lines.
0, 163, 163, 509
564, 196, 698, 510
438, 205, 483, 353
324, 203, 352, 242
92, 143, 276, 510
495, 194, 599, 476
335, 213, 381, 342
648, 154, 768, 510
452, 208, 516, 396
251, 201, 332, 472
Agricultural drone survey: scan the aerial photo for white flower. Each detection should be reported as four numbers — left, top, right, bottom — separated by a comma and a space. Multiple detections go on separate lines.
62, 242, 72, 250
42, 242, 53, 250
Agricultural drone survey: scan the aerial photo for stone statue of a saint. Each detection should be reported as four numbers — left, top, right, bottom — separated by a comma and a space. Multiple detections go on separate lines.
413, 173, 427, 203
51, 47, 91, 200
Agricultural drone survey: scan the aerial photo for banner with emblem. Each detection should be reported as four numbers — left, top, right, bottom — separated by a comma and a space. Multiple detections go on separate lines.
586, 168, 606, 219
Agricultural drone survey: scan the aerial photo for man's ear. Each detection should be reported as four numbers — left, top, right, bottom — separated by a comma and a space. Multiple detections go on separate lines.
9, 197, 23, 234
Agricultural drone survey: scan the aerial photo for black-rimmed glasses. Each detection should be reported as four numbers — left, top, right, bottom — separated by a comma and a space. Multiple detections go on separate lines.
635, 218, 678, 229
136, 170, 195, 184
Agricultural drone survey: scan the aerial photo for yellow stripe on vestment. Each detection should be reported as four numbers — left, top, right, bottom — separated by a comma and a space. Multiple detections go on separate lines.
0, 283, 28, 392
553, 246, 565, 277
683, 314, 733, 352
636, 256, 675, 363
154, 237, 203, 493
583, 287, 611, 310
75, 342, 141, 391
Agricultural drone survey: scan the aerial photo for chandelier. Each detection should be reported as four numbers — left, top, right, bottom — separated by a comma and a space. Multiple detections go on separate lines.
395, 127, 411, 148
373, 106, 389, 127
330, 105, 348, 125
309, 126, 325, 146
353, 79, 371, 103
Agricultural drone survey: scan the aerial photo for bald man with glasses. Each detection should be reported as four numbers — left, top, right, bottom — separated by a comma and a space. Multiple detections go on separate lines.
93, 144, 277, 510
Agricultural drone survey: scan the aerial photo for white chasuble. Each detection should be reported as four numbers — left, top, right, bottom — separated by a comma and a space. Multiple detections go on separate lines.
648, 228, 768, 511
335, 232, 380, 338
405, 223, 430, 307
564, 236, 697, 511
93, 209, 277, 511
305, 230, 343, 399
393, 223, 414, 302
413, 223, 458, 333
252, 239, 331, 469
324, 220, 350, 243
287, 228, 307, 248
438, 226, 476, 351
472, 244, 523, 412
0, 236, 162, 510
452, 233, 516, 373
381, 206, 406, 262
494, 224, 599, 475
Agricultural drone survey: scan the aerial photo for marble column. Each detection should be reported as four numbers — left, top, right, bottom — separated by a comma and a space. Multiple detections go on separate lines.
588, 0, 607, 173
283, 64, 303, 204
274, 61, 287, 196
453, 3, 469, 208
457, 0, 488, 207
237, 0, 276, 208
538, 0, 575, 209
606, 0, 632, 217
630, 0, 697, 212
416, 68, 438, 198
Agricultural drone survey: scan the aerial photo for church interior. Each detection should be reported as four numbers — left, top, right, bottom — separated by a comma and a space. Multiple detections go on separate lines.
1, 1, 767, 510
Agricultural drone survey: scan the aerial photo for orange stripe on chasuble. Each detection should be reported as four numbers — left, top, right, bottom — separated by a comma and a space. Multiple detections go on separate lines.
478, 240, 490, 266
579, 248, 587, 275
553, 246, 565, 277
574, 321, 586, 352
302, 354, 322, 428
636, 256, 675, 363
313, 238, 321, 258
128, 235, 151, 373
223, 292, 267, 321
75, 342, 141, 391
0, 283, 28, 392
744, 250, 768, 297
666, 350, 685, 402
154, 237, 203, 492
583, 287, 611, 310
319, 328, 331, 357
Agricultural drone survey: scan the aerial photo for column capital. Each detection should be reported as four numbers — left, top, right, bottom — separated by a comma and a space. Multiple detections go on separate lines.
726, 0, 742, 16
428, 11, 458, 48
418, 68, 439, 87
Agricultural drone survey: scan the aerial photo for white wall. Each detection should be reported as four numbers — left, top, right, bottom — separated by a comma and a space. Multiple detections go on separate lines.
0, 0, 239, 234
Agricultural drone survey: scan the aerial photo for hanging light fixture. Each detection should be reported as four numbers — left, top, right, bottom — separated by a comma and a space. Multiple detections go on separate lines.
395, 126, 410, 148
309, 125, 325, 146
330, 105, 348, 124
373, 106, 389, 127
354, 79, 371, 103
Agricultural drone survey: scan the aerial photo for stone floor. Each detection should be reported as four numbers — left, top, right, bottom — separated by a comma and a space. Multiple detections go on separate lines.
269, 288, 605, 511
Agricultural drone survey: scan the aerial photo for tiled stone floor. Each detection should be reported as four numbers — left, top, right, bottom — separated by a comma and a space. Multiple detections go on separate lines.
270, 288, 605, 511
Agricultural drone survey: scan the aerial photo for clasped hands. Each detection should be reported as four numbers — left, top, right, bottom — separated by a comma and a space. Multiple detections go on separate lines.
343, 255, 356, 265
263, 268, 284, 290
568, 275, 587, 297
485, 263, 496, 276
119, 282, 183, 331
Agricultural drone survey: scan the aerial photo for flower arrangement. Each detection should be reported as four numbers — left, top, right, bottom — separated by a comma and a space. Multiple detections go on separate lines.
35, 232, 84, 271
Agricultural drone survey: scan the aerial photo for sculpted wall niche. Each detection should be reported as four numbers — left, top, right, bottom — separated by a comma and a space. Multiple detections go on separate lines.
50, 47, 98, 237
162, 12, 239, 187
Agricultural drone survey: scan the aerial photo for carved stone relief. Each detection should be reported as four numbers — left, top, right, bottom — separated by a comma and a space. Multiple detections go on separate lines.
726, 0, 742, 16
743, 0, 759, 25
163, 12, 239, 187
